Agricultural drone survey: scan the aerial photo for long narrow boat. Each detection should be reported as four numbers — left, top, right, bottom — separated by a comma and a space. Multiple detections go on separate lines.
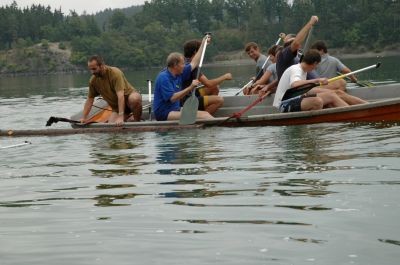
71, 82, 400, 127
1, 83, 399, 137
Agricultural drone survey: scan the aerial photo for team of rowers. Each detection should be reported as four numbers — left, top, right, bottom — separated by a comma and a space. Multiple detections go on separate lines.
80, 16, 366, 126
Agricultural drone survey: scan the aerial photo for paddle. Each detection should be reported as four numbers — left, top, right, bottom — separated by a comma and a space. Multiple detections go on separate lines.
302, 26, 313, 54
234, 35, 284, 96
45, 116, 95, 127
337, 72, 374, 88
0, 141, 31, 149
48, 89, 155, 127
356, 80, 374, 87
179, 33, 210, 125
147, 79, 152, 120
282, 62, 381, 100
220, 91, 272, 125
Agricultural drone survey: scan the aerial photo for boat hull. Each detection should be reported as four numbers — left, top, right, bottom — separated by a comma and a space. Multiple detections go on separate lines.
209, 98, 400, 127
3, 83, 399, 137
70, 83, 400, 128
68, 97, 400, 129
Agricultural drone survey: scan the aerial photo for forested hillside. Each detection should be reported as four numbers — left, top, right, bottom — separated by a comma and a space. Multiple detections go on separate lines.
0, 0, 399, 73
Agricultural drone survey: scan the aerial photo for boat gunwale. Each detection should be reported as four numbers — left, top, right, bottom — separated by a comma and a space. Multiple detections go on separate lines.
75, 97, 400, 128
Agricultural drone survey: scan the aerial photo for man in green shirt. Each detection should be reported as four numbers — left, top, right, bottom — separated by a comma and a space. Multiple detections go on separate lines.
81, 55, 142, 126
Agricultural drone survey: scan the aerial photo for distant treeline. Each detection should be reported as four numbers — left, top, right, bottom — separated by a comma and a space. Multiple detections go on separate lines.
0, 0, 399, 68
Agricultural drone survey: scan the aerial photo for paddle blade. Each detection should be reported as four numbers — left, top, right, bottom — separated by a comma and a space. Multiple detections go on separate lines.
46, 116, 57, 126
282, 82, 317, 101
46, 116, 81, 126
179, 95, 199, 125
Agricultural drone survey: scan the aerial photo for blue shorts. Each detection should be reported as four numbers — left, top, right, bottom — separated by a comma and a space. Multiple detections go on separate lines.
279, 95, 315, 113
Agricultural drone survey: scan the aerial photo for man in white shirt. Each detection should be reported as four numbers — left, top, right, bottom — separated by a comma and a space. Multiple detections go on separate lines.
273, 50, 349, 113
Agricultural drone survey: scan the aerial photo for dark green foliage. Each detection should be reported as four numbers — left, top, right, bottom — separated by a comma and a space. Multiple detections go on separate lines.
58, 42, 66, 50
0, 0, 399, 69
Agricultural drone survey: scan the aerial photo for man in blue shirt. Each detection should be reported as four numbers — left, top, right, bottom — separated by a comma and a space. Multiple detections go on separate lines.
154, 36, 213, 121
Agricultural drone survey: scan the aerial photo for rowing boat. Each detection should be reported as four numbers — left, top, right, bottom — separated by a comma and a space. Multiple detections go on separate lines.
1, 83, 399, 137
70, 82, 400, 127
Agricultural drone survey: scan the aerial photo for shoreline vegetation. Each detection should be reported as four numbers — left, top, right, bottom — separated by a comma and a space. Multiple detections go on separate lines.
1, 42, 399, 77
0, 1, 398, 77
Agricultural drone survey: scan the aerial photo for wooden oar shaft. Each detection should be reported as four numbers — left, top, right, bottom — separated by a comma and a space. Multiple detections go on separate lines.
283, 63, 381, 100
259, 37, 283, 75
1, 124, 203, 137
196, 34, 209, 80
179, 34, 210, 125
303, 26, 313, 54
235, 80, 253, 96
329, 63, 380, 83
236, 93, 269, 117
147, 80, 152, 120
147, 80, 152, 103
219, 92, 271, 126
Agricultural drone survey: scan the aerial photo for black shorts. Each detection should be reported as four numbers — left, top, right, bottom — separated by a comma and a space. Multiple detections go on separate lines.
279, 94, 315, 113
111, 94, 133, 114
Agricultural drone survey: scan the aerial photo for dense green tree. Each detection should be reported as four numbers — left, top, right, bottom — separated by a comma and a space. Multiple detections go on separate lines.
225, 0, 252, 28
109, 11, 127, 31
0, 0, 399, 70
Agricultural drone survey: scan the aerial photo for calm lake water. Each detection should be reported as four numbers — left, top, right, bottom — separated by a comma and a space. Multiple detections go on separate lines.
0, 56, 400, 265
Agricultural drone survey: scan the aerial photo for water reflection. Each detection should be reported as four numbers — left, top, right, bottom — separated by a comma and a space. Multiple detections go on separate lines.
287, 237, 327, 244
0, 197, 78, 208
273, 125, 355, 172
88, 134, 146, 178
275, 204, 331, 211
155, 131, 206, 165
170, 201, 266, 207
91, 134, 143, 150
273, 178, 337, 197
175, 230, 207, 234
160, 188, 266, 199
154, 130, 216, 177
89, 168, 139, 178
176, 219, 312, 226
82, 135, 149, 207
378, 239, 400, 246
96, 184, 136, 189
160, 179, 223, 185
93, 192, 142, 207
